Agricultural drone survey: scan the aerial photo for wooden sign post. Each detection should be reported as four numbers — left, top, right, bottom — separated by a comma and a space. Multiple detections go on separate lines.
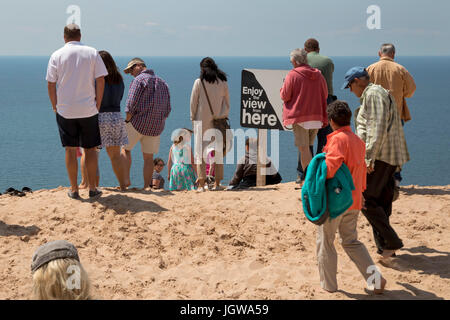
257, 129, 268, 187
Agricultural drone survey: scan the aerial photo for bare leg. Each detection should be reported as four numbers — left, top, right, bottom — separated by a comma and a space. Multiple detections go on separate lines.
65, 147, 79, 193
79, 151, 88, 189
143, 152, 153, 189
84, 147, 99, 192
121, 148, 132, 188
299, 145, 313, 173
107, 146, 127, 190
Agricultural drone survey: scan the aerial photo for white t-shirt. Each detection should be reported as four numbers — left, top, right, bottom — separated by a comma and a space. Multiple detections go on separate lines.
46, 41, 108, 119
299, 121, 323, 129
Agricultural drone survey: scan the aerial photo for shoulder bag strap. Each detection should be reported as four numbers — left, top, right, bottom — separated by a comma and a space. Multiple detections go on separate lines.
201, 79, 216, 119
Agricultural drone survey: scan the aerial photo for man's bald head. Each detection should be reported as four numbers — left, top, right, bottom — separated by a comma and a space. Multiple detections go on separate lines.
64, 24, 81, 42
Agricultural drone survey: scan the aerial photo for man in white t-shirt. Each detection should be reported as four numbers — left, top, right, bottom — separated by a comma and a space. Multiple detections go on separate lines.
46, 24, 108, 199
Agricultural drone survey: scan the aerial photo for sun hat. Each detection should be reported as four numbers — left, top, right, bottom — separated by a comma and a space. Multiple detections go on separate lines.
341, 66, 369, 90
31, 240, 80, 273
124, 57, 146, 74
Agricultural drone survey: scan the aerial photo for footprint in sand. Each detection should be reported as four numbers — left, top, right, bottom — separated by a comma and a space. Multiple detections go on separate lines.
249, 260, 265, 270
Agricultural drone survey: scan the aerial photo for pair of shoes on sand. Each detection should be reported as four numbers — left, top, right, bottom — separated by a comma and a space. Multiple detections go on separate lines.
197, 185, 225, 193
68, 189, 102, 199
5, 187, 32, 197
322, 277, 387, 295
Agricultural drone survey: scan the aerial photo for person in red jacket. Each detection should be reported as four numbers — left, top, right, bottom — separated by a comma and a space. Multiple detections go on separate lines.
281, 48, 328, 184
317, 100, 386, 294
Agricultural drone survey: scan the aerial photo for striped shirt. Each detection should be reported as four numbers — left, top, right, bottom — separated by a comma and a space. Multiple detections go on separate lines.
125, 69, 171, 136
355, 83, 410, 168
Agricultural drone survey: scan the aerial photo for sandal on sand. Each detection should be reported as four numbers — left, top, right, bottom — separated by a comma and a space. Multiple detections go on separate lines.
68, 190, 81, 200
89, 189, 102, 198
22, 187, 33, 193
211, 185, 226, 191
6, 188, 26, 197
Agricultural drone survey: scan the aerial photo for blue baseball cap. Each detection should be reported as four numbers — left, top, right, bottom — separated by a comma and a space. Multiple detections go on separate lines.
341, 67, 369, 90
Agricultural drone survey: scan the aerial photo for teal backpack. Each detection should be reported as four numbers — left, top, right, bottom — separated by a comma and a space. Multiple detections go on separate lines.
301, 153, 355, 225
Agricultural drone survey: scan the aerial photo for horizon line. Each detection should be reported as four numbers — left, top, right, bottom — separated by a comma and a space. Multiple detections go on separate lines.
0, 55, 449, 58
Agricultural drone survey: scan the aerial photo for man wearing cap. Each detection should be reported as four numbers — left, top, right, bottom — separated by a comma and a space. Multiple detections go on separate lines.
367, 43, 416, 186
46, 24, 107, 199
342, 67, 410, 258
122, 58, 171, 189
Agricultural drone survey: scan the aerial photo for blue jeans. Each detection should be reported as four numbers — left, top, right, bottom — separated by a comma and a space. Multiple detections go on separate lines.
297, 95, 337, 180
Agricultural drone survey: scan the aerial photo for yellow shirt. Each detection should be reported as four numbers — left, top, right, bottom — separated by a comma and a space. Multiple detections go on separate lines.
367, 57, 416, 122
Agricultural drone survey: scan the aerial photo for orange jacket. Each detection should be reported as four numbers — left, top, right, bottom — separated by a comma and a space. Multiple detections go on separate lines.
324, 126, 366, 211
367, 57, 416, 122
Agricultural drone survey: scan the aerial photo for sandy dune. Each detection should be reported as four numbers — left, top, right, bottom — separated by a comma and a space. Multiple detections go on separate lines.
0, 183, 449, 300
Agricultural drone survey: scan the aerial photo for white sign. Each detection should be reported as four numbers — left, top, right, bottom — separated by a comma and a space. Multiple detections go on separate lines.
241, 69, 290, 131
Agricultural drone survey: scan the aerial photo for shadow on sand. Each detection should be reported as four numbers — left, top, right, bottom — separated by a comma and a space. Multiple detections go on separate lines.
0, 221, 41, 237
400, 186, 450, 196
93, 194, 169, 215
379, 246, 450, 280
340, 282, 445, 300
102, 187, 175, 197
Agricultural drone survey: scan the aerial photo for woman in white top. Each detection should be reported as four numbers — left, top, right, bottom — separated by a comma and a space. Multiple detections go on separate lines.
190, 57, 230, 191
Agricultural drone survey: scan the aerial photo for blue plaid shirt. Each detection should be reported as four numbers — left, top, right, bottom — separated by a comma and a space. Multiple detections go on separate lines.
125, 69, 171, 136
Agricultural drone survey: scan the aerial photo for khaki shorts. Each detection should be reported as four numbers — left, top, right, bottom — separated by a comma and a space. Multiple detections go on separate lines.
293, 124, 318, 147
124, 122, 160, 154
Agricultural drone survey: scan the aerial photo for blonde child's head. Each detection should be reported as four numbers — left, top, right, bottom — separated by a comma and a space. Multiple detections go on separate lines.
172, 128, 193, 146
31, 240, 91, 300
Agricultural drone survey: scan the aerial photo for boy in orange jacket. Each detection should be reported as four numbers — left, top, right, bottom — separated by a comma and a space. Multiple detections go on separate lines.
316, 100, 386, 294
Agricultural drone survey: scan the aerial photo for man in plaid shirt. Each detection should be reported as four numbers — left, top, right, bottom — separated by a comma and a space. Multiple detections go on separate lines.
122, 58, 171, 189
342, 67, 409, 259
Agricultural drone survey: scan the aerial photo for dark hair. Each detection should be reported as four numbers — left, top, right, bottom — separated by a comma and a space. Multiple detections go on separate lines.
304, 38, 319, 52
153, 158, 165, 166
99, 51, 123, 85
64, 24, 81, 40
327, 100, 352, 127
200, 57, 227, 83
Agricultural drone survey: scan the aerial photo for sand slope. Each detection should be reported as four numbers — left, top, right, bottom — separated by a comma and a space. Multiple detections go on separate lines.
0, 183, 449, 300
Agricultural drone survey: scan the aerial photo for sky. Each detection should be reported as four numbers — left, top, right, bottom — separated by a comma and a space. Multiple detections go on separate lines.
0, 0, 449, 56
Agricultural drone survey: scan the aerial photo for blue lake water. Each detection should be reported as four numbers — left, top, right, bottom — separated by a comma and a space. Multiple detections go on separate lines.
0, 56, 449, 191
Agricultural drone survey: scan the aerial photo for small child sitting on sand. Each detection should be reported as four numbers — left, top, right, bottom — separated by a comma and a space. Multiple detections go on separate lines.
167, 129, 197, 191
152, 158, 166, 190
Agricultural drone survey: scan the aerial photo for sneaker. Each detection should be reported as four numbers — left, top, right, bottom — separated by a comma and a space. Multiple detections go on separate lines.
68, 190, 80, 200
89, 189, 102, 198
381, 249, 396, 259
212, 185, 226, 191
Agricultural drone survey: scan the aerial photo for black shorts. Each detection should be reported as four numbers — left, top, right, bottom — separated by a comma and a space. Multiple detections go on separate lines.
56, 113, 101, 149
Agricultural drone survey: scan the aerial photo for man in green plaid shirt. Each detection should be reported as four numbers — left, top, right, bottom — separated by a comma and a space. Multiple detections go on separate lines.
342, 67, 410, 259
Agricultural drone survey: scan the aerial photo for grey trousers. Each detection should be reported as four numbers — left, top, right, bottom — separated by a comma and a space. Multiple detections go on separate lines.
316, 210, 376, 292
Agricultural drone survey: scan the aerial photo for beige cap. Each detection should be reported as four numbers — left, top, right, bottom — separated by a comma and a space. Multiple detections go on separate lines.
124, 57, 146, 74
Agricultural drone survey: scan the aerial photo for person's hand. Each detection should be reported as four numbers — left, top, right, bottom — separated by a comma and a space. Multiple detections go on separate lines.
367, 165, 375, 174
